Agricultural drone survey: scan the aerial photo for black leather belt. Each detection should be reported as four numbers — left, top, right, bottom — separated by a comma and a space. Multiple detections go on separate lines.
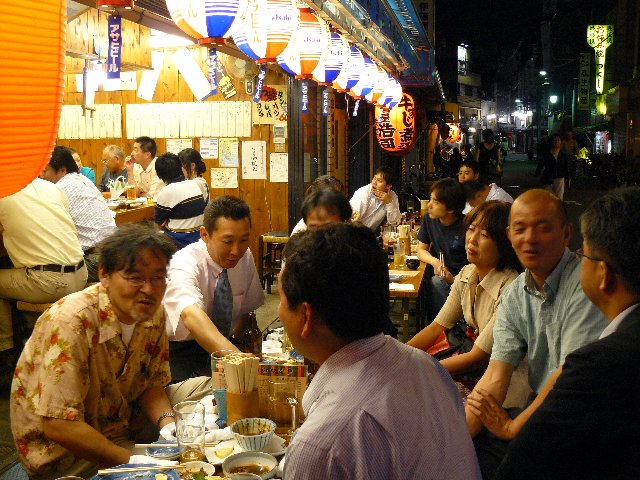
32, 260, 85, 273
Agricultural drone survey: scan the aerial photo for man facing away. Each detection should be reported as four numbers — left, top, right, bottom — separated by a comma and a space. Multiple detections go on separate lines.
279, 223, 480, 479
11, 224, 178, 479
493, 187, 640, 479
99, 144, 128, 195
163, 196, 264, 382
0, 178, 87, 362
40, 146, 117, 281
462, 178, 513, 214
349, 166, 401, 230
464, 189, 608, 479
125, 136, 165, 200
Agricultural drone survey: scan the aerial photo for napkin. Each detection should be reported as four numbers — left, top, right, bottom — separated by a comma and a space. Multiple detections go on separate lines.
159, 423, 232, 443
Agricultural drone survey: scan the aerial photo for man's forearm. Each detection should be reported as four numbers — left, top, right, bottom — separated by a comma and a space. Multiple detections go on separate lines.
43, 418, 130, 467
181, 305, 239, 354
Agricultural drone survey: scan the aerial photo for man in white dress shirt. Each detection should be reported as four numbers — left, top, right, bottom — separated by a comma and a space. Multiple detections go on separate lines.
163, 196, 264, 382
125, 136, 165, 200
349, 166, 401, 230
462, 179, 514, 214
40, 146, 117, 281
279, 223, 480, 479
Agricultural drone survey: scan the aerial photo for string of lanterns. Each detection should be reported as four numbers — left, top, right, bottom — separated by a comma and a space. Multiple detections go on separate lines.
165, 0, 403, 109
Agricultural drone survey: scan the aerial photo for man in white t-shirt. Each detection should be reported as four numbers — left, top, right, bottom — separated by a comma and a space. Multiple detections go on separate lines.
349, 166, 401, 230
163, 196, 264, 382
462, 179, 514, 214
125, 136, 165, 200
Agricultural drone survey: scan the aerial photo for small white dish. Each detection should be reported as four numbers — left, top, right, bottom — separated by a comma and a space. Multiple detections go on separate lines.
182, 461, 216, 477
145, 440, 180, 460
205, 435, 286, 465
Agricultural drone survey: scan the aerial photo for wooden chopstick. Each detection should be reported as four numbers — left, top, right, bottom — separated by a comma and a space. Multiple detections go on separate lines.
134, 442, 221, 448
97, 465, 186, 475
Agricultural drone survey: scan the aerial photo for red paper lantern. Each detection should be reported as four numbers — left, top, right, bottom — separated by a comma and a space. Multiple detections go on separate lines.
0, 0, 66, 198
375, 93, 416, 155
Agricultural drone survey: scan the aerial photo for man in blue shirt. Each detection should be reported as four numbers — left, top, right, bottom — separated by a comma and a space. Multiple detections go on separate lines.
465, 189, 608, 479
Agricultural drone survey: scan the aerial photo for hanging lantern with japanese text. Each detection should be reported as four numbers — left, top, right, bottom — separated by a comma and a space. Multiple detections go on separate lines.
350, 56, 377, 98
446, 123, 462, 143
233, 0, 297, 64
276, 8, 327, 78
313, 30, 348, 85
332, 44, 364, 92
375, 93, 415, 155
166, 0, 249, 44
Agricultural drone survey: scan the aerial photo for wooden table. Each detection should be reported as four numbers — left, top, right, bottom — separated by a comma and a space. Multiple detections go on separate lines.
114, 203, 155, 226
389, 261, 426, 343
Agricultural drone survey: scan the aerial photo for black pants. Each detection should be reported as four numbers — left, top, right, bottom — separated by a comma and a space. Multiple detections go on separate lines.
169, 340, 212, 383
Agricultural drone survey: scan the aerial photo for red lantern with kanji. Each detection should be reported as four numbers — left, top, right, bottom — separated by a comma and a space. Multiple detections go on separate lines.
375, 93, 415, 155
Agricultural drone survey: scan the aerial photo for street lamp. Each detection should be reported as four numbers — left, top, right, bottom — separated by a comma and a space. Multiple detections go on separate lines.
539, 70, 547, 76
549, 95, 558, 104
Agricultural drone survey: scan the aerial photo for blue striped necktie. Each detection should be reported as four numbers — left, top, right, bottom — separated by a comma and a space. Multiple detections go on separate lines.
212, 269, 233, 336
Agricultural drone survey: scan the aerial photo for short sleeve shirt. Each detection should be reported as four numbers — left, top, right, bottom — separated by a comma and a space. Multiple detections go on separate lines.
491, 249, 608, 393
417, 215, 467, 275
10, 284, 171, 478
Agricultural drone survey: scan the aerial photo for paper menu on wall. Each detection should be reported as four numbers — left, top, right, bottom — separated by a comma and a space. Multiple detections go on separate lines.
200, 138, 219, 159
242, 141, 266, 179
269, 153, 288, 182
166, 138, 193, 155
210, 168, 238, 189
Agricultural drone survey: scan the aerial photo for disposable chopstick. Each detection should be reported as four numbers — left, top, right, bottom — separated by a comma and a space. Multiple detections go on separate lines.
133, 442, 220, 448
97, 465, 186, 475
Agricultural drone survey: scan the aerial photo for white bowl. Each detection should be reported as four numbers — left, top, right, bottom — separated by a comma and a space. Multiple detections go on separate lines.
182, 461, 216, 477
230, 418, 275, 452
222, 451, 278, 479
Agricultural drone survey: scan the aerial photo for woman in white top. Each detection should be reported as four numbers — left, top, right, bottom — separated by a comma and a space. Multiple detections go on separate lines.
408, 201, 522, 376
178, 148, 209, 203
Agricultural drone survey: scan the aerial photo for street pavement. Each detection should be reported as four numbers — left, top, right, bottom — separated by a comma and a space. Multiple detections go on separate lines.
500, 152, 606, 251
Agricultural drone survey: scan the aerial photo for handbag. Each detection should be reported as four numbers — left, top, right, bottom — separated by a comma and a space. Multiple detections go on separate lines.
427, 321, 478, 360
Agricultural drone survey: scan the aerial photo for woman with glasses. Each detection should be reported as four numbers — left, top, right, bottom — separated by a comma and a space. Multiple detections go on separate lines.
408, 201, 528, 403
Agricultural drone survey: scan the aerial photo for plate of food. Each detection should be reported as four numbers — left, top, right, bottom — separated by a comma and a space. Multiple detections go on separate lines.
146, 440, 180, 461
205, 435, 286, 465
388, 273, 405, 282
91, 464, 180, 480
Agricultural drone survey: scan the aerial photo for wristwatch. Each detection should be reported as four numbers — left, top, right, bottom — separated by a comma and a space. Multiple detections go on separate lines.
156, 411, 175, 428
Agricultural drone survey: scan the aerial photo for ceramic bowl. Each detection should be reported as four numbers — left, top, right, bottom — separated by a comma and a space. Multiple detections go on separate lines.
230, 418, 276, 452
222, 451, 278, 479
405, 256, 420, 270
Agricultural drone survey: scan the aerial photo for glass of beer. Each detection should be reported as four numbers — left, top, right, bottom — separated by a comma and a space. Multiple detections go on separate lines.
174, 400, 206, 462
393, 242, 405, 269
266, 378, 298, 445
125, 185, 137, 201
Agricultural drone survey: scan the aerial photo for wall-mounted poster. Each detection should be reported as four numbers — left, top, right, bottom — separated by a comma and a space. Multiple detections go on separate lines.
211, 168, 238, 188
219, 138, 239, 167
200, 138, 219, 159
242, 141, 266, 179
166, 138, 193, 155
270, 153, 288, 182
252, 85, 287, 124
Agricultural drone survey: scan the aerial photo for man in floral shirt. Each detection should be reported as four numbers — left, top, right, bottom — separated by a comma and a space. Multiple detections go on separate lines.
10, 224, 177, 479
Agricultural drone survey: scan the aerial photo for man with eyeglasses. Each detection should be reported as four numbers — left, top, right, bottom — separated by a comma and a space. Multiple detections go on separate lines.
493, 186, 640, 478
10, 224, 182, 479
163, 196, 265, 382
464, 189, 608, 479
98, 144, 128, 196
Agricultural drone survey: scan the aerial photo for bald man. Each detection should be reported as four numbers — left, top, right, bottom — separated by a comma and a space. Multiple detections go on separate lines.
463, 189, 608, 479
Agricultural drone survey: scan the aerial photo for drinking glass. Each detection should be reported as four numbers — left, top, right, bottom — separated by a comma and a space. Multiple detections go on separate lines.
125, 185, 137, 201
393, 242, 405, 268
266, 378, 298, 445
173, 400, 206, 462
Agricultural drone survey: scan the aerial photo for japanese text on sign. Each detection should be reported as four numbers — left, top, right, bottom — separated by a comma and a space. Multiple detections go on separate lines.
107, 15, 122, 79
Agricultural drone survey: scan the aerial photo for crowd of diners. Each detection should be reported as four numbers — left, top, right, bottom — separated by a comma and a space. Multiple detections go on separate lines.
0, 137, 638, 479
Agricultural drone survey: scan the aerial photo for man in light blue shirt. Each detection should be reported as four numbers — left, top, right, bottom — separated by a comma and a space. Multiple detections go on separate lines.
465, 189, 607, 479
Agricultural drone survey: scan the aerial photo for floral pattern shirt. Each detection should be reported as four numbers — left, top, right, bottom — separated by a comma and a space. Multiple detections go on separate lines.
10, 284, 171, 478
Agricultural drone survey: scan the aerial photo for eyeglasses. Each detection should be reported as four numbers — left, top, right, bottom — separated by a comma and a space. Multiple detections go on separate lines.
575, 248, 604, 263
119, 273, 167, 288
